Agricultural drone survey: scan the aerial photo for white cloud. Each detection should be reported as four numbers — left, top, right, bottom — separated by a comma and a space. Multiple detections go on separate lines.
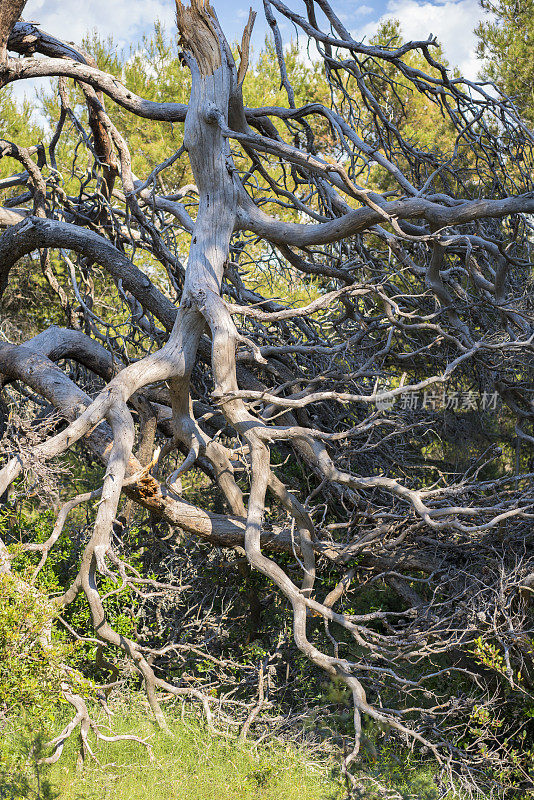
22, 0, 176, 51
353, 0, 485, 80
354, 5, 373, 15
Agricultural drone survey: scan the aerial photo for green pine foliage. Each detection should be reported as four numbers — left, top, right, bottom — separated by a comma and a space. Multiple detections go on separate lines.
476, 0, 534, 122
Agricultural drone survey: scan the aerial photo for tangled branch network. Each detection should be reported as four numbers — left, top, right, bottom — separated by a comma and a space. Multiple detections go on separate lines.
0, 0, 532, 791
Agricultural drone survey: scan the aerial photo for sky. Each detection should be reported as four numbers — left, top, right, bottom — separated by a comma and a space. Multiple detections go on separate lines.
20, 0, 487, 81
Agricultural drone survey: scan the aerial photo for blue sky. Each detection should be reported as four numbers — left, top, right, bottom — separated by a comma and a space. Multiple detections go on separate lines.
21, 0, 486, 80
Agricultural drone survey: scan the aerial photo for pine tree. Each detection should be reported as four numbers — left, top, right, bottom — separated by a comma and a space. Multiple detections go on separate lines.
476, 0, 534, 121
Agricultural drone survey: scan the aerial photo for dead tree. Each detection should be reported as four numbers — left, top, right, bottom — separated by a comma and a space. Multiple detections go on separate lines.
0, 0, 533, 793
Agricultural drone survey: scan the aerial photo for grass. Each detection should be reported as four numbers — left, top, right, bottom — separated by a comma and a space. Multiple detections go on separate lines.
1, 699, 343, 800
1, 697, 498, 800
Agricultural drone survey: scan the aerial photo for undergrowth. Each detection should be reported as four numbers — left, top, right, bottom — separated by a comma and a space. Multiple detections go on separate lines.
0, 697, 343, 800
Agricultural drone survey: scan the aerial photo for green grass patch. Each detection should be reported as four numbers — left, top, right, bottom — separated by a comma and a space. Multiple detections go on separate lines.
1, 699, 343, 800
